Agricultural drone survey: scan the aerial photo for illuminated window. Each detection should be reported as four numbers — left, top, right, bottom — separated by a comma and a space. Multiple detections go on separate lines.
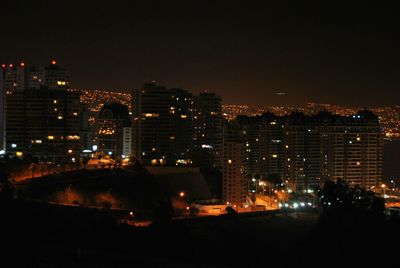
73, 112, 78, 116
180, 115, 187, 119
53, 100, 57, 104
58, 116, 63, 120
228, 159, 232, 164
144, 113, 159, 118
48, 136, 54, 140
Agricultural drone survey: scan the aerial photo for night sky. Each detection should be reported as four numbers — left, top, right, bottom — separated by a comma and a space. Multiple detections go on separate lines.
1, 0, 399, 106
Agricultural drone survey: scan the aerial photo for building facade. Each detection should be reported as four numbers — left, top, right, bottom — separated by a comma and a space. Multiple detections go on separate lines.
237, 113, 286, 182
222, 122, 247, 207
193, 92, 223, 169
233, 111, 383, 193
1, 61, 85, 161
132, 82, 194, 165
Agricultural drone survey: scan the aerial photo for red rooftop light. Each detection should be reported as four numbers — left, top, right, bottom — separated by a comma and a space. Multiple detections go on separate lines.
9, 64, 14, 68
51, 60, 57, 65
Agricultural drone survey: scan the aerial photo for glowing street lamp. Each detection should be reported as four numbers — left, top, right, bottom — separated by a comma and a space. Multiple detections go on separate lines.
129, 211, 134, 225
381, 184, 387, 198
179, 191, 185, 198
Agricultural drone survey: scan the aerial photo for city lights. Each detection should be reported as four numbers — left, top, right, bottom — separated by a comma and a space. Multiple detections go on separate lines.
0, 5, 398, 267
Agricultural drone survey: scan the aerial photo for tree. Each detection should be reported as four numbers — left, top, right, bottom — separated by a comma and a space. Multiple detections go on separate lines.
266, 173, 282, 186
82, 157, 90, 169
319, 179, 380, 213
225, 206, 237, 215
153, 199, 174, 225
189, 206, 200, 217
0, 168, 15, 201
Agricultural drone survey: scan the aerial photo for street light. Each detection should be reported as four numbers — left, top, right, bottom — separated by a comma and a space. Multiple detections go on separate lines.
179, 191, 185, 198
381, 184, 386, 198
129, 211, 134, 225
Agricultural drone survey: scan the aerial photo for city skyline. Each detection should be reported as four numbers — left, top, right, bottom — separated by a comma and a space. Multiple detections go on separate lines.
1, 1, 399, 106
2, 2, 400, 267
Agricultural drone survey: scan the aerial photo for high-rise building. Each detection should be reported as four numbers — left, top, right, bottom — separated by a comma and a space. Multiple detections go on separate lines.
383, 138, 400, 183
28, 61, 70, 90
132, 82, 193, 165
193, 92, 223, 169
169, 88, 194, 165
284, 111, 383, 192
284, 112, 323, 192
222, 122, 247, 206
325, 111, 383, 189
232, 110, 383, 193
1, 63, 27, 153
237, 113, 285, 182
1, 61, 85, 161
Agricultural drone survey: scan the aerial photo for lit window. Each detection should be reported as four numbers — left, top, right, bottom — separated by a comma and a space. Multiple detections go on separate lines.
48, 136, 54, 140
53, 100, 57, 104
144, 113, 159, 117
58, 116, 63, 120
228, 159, 232, 164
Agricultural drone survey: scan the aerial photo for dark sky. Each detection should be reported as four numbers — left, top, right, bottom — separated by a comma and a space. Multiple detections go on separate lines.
1, 0, 399, 106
